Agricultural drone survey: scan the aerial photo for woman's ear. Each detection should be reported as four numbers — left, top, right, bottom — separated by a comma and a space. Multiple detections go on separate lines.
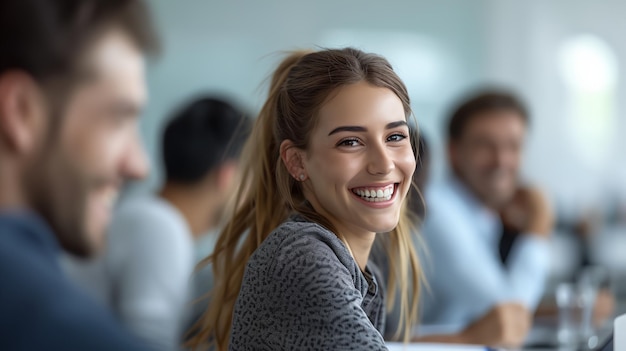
280, 139, 307, 181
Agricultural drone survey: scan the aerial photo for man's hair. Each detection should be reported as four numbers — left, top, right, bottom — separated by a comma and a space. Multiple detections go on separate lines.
447, 89, 529, 141
0, 0, 158, 83
162, 96, 252, 184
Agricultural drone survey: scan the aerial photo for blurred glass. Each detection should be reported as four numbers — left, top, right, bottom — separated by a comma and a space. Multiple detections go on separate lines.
578, 265, 613, 331
556, 283, 582, 345
577, 281, 598, 340
556, 266, 611, 346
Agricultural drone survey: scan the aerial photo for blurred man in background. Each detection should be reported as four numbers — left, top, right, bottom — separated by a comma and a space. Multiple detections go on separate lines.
373, 132, 536, 348
418, 90, 553, 343
0, 0, 158, 349
65, 96, 251, 350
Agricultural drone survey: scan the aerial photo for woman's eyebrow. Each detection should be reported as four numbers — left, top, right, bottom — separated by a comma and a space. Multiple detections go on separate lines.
327, 121, 407, 136
386, 121, 408, 129
328, 125, 366, 136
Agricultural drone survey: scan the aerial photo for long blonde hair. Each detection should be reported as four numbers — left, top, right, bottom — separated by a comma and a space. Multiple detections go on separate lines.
188, 47, 421, 350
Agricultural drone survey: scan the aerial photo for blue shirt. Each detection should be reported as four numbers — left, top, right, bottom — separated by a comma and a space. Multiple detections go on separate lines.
418, 177, 550, 332
0, 210, 151, 350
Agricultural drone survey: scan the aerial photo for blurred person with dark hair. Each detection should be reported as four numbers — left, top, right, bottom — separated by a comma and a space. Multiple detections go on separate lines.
65, 96, 251, 350
0, 0, 158, 350
418, 90, 552, 345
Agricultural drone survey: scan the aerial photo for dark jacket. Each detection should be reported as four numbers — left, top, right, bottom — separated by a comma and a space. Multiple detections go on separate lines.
0, 211, 151, 351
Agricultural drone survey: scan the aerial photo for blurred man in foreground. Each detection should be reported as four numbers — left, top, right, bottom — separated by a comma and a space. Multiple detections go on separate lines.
65, 96, 251, 350
0, 0, 158, 349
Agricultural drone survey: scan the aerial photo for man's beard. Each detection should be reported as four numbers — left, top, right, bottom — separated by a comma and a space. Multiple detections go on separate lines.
22, 144, 93, 257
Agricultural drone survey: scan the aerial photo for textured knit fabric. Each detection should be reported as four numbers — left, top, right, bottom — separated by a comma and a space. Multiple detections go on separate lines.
229, 215, 388, 351
0, 210, 151, 351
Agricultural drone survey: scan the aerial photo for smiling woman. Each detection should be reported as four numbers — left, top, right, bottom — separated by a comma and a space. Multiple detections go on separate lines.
188, 48, 421, 351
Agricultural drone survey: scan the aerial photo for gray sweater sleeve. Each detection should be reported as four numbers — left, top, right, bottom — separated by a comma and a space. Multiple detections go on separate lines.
230, 220, 387, 351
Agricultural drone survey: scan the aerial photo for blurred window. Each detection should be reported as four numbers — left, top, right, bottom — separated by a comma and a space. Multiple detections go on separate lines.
558, 34, 618, 166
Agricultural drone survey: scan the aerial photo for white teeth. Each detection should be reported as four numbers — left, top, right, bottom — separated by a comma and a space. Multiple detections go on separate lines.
352, 184, 395, 202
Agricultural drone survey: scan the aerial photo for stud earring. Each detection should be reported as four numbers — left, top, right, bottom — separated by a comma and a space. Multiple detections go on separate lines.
299, 174, 306, 181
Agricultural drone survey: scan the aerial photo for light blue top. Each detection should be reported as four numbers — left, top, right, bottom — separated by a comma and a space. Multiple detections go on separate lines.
419, 176, 550, 332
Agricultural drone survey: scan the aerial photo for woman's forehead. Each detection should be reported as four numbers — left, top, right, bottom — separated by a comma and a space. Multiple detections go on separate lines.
315, 82, 406, 133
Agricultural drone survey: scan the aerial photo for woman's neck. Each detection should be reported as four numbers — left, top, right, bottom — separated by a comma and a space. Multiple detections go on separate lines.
302, 192, 377, 271
339, 226, 377, 271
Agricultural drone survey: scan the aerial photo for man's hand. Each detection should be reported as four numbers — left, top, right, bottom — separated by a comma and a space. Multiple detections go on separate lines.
593, 288, 615, 326
460, 303, 532, 348
501, 186, 554, 238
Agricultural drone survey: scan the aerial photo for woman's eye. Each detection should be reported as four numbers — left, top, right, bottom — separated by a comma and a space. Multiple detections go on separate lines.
338, 138, 361, 147
387, 133, 407, 142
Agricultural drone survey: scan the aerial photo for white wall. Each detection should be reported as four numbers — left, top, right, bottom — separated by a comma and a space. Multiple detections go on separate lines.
135, 0, 626, 219
484, 0, 626, 219
134, 0, 490, 193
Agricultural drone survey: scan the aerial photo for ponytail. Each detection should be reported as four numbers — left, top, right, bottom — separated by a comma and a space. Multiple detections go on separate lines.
186, 50, 310, 350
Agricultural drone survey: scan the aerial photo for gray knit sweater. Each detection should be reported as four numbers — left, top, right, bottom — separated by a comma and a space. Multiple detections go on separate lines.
229, 215, 387, 350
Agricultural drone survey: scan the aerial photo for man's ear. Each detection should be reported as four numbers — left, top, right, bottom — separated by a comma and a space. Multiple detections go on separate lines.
280, 139, 307, 181
0, 71, 46, 155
